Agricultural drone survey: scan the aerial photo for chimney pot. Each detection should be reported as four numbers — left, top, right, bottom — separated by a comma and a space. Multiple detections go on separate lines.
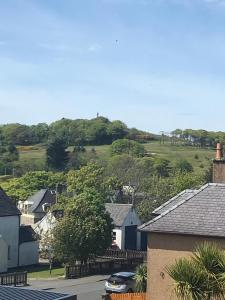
216, 143, 223, 160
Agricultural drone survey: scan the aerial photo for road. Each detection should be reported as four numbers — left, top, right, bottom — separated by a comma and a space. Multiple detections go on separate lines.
26, 274, 109, 300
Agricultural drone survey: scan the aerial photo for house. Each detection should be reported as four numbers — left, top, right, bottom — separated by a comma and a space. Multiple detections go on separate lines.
105, 203, 142, 250
33, 210, 63, 249
0, 188, 39, 273
0, 285, 77, 300
139, 143, 225, 300
34, 203, 143, 251
18, 189, 56, 225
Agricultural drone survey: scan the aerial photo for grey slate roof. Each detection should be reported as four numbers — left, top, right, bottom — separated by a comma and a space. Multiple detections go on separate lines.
19, 225, 37, 244
0, 187, 21, 217
153, 189, 198, 216
105, 203, 132, 227
28, 189, 56, 213
139, 183, 225, 237
0, 286, 76, 300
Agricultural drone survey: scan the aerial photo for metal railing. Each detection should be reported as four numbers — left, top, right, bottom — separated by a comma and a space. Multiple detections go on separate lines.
0, 272, 27, 286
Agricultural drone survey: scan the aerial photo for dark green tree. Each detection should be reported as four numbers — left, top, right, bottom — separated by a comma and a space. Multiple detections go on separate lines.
110, 139, 145, 157
53, 189, 113, 263
174, 159, 193, 173
46, 138, 68, 171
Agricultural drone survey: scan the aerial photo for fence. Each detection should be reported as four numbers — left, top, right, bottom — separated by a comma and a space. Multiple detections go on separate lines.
103, 250, 147, 260
65, 257, 143, 279
0, 272, 27, 286
102, 293, 146, 300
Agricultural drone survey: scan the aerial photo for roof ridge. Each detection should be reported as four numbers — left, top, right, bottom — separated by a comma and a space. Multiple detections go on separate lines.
153, 189, 197, 214
139, 183, 210, 231
105, 203, 132, 206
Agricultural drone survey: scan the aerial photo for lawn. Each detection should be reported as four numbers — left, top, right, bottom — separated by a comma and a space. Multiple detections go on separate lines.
11, 264, 65, 279
17, 142, 215, 174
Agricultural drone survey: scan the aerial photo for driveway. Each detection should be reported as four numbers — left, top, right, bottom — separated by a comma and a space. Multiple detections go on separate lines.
26, 274, 109, 300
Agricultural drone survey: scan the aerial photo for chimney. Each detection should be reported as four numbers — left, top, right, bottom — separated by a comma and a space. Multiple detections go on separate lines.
213, 143, 225, 183
216, 143, 223, 160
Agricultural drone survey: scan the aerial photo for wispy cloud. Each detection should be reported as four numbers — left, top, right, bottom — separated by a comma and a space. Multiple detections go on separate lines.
38, 42, 71, 52
88, 43, 102, 52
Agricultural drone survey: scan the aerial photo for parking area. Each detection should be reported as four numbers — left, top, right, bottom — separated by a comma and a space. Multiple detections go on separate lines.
26, 274, 109, 300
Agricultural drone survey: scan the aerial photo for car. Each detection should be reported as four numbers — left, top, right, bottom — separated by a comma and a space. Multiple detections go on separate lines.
105, 272, 136, 294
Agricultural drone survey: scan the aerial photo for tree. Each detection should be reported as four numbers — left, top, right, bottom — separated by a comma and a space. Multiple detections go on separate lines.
152, 158, 171, 177
166, 243, 225, 300
67, 162, 121, 199
46, 138, 68, 171
174, 159, 193, 173
1, 171, 65, 202
53, 189, 113, 263
135, 264, 147, 292
110, 139, 145, 157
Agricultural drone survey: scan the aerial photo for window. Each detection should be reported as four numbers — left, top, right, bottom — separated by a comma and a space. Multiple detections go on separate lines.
113, 232, 116, 241
8, 246, 11, 260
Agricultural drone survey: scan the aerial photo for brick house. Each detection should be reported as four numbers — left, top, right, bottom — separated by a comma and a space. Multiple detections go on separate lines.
139, 143, 225, 300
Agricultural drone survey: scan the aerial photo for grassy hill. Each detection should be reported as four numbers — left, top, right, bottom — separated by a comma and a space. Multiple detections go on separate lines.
17, 142, 215, 174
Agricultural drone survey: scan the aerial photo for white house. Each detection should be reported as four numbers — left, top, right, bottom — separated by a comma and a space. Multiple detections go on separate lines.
0, 188, 39, 273
33, 210, 63, 251
105, 203, 142, 250
18, 189, 56, 225
34, 204, 142, 251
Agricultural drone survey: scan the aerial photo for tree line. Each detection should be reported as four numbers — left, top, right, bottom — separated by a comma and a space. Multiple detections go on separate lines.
0, 116, 156, 147
171, 128, 225, 147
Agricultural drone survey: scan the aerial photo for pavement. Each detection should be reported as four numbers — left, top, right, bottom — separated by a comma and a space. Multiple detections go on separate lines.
26, 274, 109, 300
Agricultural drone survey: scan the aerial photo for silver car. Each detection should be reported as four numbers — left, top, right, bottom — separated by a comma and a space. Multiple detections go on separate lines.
105, 272, 135, 294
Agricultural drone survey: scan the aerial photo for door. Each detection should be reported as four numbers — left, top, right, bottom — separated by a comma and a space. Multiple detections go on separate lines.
124, 225, 137, 250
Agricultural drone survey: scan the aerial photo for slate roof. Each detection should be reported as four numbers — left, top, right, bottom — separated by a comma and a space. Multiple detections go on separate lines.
105, 203, 133, 227
28, 189, 56, 213
19, 225, 37, 244
0, 187, 21, 217
152, 189, 198, 216
139, 183, 225, 237
0, 286, 76, 300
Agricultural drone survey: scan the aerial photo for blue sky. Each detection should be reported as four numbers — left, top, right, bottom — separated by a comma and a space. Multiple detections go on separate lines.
1, 0, 225, 133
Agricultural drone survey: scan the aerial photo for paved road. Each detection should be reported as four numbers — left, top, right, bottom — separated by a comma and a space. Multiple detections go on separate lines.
26, 275, 109, 300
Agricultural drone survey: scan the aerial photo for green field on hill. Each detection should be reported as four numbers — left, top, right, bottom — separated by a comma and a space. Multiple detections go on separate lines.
17, 142, 215, 174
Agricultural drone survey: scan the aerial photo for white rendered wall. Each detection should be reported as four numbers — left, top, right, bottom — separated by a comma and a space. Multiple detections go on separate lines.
0, 216, 20, 268
113, 228, 123, 249
0, 237, 8, 272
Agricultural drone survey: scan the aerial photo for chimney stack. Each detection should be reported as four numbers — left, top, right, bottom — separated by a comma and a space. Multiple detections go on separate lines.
216, 143, 223, 160
213, 143, 225, 183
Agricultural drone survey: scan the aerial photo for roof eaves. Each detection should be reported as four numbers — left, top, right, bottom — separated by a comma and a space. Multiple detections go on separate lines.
121, 205, 133, 227
139, 183, 210, 232
30, 189, 47, 213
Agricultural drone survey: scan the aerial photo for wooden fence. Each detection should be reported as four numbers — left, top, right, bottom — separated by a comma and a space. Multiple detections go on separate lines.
65, 257, 143, 279
102, 293, 146, 300
0, 272, 27, 286
103, 250, 147, 260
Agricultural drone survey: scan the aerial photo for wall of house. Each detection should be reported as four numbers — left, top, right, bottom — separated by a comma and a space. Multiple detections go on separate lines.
20, 214, 35, 225
21, 212, 45, 225
213, 160, 225, 183
113, 228, 122, 249
147, 232, 225, 300
19, 241, 39, 266
123, 209, 142, 250
0, 216, 20, 268
0, 237, 8, 273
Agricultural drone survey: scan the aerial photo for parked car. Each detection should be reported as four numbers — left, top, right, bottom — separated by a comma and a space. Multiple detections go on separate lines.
105, 272, 135, 294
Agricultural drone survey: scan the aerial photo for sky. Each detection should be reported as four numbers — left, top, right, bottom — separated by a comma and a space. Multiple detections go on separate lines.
1, 0, 225, 133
